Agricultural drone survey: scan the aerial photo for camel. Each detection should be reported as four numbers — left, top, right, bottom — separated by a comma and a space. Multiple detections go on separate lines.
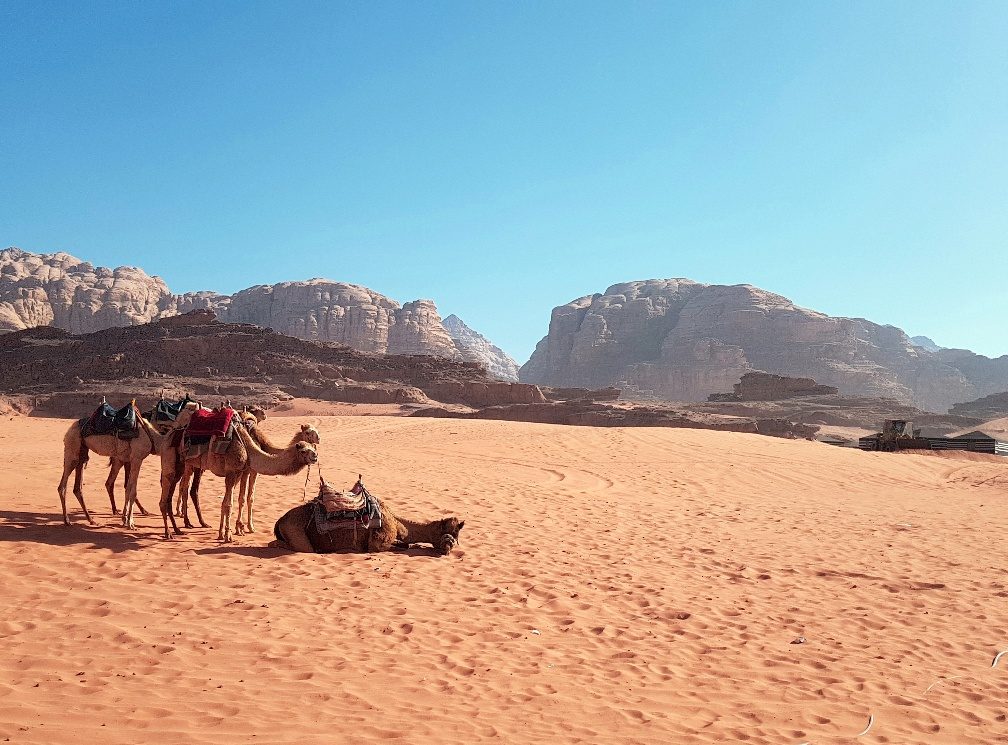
234, 422, 321, 536
56, 401, 200, 528
140, 412, 318, 541
108, 406, 202, 520
174, 408, 267, 517
174, 413, 320, 536
272, 481, 464, 555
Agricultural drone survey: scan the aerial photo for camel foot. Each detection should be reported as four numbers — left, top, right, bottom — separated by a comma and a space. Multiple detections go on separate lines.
87, 518, 97, 526
235, 521, 246, 535
183, 520, 194, 529
246, 523, 256, 533
63, 520, 72, 527
138, 507, 149, 516
199, 521, 210, 529
164, 532, 174, 540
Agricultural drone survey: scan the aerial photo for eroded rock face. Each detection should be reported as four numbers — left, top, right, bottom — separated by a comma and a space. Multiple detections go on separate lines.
0, 248, 466, 360
442, 314, 519, 381
709, 372, 839, 402
0, 247, 220, 333
520, 279, 1008, 412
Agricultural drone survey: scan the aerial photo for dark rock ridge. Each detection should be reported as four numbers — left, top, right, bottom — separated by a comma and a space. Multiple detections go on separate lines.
708, 372, 838, 402
0, 248, 513, 380
0, 311, 544, 415
411, 400, 819, 439
948, 392, 1008, 421
519, 278, 1008, 413
442, 314, 519, 382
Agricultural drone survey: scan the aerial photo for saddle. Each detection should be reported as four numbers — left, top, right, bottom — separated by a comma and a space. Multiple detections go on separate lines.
79, 400, 138, 440
183, 407, 238, 458
312, 478, 382, 534
145, 395, 196, 425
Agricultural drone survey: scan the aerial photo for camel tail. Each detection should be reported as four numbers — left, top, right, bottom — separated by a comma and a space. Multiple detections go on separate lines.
273, 520, 284, 544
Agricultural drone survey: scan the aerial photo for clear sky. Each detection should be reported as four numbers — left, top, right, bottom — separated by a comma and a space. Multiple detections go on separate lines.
2, 1, 1006, 363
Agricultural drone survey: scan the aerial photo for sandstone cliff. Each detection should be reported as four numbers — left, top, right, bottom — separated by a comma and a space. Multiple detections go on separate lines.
443, 314, 519, 381
519, 279, 1008, 413
0, 248, 472, 360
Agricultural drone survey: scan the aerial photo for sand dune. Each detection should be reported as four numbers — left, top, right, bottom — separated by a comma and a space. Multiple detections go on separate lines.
1, 416, 1006, 744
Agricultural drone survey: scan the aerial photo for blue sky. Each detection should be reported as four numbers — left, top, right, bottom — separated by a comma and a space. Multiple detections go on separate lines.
2, 1, 1006, 362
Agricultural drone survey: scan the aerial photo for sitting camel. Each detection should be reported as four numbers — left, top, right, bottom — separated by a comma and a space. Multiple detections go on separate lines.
141, 413, 318, 541
272, 480, 464, 555
57, 401, 200, 528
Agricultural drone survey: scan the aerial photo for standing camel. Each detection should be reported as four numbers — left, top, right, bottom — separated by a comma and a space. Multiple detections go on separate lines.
234, 422, 321, 536
57, 401, 200, 528
141, 414, 318, 541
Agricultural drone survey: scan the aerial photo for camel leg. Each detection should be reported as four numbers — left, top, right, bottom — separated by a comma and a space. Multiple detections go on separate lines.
245, 471, 259, 533
71, 457, 95, 525
106, 461, 121, 515
121, 462, 148, 517
218, 472, 239, 542
57, 461, 77, 527
177, 469, 202, 517
274, 518, 314, 553
186, 469, 211, 529
180, 469, 195, 528
121, 458, 143, 530
159, 468, 184, 540
234, 472, 249, 535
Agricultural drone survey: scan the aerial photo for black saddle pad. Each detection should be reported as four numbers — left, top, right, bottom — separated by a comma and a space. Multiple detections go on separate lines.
145, 395, 195, 424
81, 401, 138, 439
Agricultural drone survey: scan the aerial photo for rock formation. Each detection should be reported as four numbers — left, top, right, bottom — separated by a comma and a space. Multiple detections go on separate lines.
0, 311, 545, 415
520, 279, 1008, 413
0, 248, 476, 361
442, 314, 519, 381
948, 391, 1008, 421
708, 372, 839, 402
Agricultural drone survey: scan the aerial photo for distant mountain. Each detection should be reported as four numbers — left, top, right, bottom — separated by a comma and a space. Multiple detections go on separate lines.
910, 336, 943, 353
519, 278, 1008, 413
443, 314, 519, 381
0, 248, 509, 375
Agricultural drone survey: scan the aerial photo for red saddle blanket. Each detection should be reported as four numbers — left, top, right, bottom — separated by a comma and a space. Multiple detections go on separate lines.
185, 407, 235, 438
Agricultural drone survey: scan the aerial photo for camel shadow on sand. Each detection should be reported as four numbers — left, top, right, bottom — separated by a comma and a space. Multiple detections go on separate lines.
194, 542, 450, 559
0, 510, 148, 553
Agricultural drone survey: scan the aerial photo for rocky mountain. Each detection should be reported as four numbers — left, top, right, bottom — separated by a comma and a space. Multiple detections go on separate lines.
948, 391, 1008, 421
519, 279, 1008, 413
443, 314, 519, 382
910, 335, 943, 353
0, 248, 510, 376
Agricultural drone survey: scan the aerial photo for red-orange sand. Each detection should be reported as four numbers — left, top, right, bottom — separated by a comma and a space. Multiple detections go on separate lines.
1, 416, 1006, 744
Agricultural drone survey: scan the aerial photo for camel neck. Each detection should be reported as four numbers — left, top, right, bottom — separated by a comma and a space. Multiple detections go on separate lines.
238, 425, 308, 476
399, 517, 441, 545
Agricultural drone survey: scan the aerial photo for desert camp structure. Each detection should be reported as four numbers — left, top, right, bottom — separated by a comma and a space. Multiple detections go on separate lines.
859, 421, 1008, 456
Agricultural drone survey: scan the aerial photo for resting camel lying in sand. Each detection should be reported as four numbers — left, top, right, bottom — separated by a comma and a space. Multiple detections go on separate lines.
272, 482, 464, 555
139, 413, 318, 541
57, 401, 200, 528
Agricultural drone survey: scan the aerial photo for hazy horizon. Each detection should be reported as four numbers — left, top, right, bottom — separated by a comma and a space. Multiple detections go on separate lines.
3, 2, 1006, 361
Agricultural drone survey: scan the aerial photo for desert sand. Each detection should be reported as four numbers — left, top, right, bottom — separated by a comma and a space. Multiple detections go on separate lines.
1, 415, 1006, 744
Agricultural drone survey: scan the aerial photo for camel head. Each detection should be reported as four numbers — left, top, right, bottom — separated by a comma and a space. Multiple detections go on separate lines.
298, 423, 321, 445
435, 516, 465, 555
169, 401, 202, 429
295, 441, 319, 465
249, 406, 267, 422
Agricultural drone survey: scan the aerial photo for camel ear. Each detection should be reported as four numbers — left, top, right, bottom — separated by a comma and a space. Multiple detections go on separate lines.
458, 520, 465, 530
301, 424, 309, 431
